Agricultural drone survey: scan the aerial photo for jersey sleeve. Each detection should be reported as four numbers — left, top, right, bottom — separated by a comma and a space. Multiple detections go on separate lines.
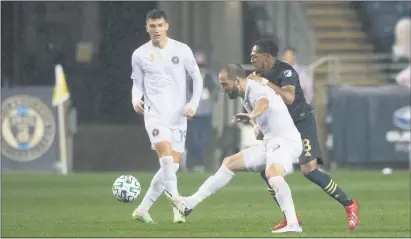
183, 45, 203, 112
183, 45, 201, 75
278, 67, 299, 87
130, 51, 144, 107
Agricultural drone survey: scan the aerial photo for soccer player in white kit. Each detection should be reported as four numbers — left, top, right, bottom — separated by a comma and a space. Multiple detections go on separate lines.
130, 9, 203, 224
168, 64, 303, 233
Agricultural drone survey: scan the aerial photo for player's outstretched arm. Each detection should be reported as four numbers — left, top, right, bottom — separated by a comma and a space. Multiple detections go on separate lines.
184, 45, 203, 117
131, 51, 144, 114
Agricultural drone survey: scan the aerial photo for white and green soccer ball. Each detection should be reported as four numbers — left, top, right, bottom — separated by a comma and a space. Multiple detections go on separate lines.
112, 175, 141, 202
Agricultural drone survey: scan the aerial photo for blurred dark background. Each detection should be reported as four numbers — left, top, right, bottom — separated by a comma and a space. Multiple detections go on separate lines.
1, 1, 410, 172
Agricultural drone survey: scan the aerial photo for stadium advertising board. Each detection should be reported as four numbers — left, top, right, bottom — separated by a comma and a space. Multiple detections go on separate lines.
327, 85, 410, 167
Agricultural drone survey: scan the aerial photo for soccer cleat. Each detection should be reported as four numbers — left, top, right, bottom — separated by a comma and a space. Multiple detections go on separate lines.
271, 216, 302, 231
172, 207, 186, 224
345, 199, 360, 230
272, 223, 303, 233
132, 208, 156, 224
164, 190, 193, 217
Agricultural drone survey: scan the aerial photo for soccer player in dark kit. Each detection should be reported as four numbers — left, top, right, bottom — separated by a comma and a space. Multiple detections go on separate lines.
247, 39, 360, 231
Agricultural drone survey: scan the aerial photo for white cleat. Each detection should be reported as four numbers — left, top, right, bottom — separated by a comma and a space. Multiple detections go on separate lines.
132, 208, 156, 224
164, 190, 193, 217
173, 207, 186, 224
271, 224, 303, 233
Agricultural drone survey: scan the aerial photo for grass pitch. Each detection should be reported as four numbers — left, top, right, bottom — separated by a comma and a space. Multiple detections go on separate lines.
1, 170, 410, 237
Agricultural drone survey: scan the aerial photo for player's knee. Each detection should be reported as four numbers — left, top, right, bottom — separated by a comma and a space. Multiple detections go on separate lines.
222, 157, 235, 170
222, 155, 244, 172
172, 151, 182, 163
300, 159, 318, 175
155, 141, 173, 157
265, 163, 285, 178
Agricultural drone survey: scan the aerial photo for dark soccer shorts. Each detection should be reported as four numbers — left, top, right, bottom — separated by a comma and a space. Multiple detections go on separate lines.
294, 113, 324, 165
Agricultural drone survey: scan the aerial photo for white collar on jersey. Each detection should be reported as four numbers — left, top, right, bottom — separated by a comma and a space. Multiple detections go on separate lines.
150, 37, 172, 49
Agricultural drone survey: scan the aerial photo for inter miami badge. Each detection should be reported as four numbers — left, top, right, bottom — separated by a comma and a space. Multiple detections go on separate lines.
152, 128, 159, 137
171, 56, 179, 64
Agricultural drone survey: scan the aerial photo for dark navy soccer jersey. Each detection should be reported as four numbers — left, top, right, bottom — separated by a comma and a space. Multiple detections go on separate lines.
260, 60, 314, 122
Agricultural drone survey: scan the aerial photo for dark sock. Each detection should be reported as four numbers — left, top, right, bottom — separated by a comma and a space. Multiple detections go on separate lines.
259, 170, 282, 209
304, 169, 353, 207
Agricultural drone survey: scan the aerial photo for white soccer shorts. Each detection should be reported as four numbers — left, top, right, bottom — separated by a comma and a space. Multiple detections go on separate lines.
145, 121, 187, 153
242, 137, 302, 175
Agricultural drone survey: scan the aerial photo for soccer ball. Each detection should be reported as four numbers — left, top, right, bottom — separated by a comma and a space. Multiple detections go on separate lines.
112, 175, 141, 202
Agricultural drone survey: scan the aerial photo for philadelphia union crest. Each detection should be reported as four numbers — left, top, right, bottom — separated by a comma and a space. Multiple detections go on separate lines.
1, 95, 56, 162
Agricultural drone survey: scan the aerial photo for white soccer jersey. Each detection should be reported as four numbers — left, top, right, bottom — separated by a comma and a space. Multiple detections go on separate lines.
241, 80, 301, 142
131, 38, 203, 128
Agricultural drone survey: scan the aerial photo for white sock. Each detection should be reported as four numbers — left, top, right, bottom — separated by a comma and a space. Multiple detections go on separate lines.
188, 164, 235, 209
160, 156, 179, 196
268, 176, 298, 225
137, 163, 180, 212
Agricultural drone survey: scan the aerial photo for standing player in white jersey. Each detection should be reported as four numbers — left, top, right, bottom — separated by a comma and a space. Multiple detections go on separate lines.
130, 9, 203, 224
167, 63, 303, 233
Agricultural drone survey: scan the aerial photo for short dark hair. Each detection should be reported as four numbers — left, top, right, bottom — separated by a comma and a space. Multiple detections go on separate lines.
222, 63, 246, 80
284, 46, 297, 54
254, 39, 279, 57
146, 9, 168, 22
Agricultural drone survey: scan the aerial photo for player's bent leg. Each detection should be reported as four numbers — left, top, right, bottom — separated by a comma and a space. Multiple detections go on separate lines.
133, 151, 181, 224
298, 114, 359, 229
260, 170, 301, 231
265, 138, 302, 233
189, 154, 243, 202
132, 168, 163, 224
300, 159, 360, 230
265, 163, 302, 233
169, 152, 247, 216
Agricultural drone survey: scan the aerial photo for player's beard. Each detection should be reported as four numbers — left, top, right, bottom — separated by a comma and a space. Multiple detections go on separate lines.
227, 88, 240, 99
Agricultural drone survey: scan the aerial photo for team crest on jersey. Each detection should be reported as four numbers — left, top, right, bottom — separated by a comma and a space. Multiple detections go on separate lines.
149, 54, 155, 62
152, 128, 159, 137
171, 56, 179, 64
284, 70, 292, 77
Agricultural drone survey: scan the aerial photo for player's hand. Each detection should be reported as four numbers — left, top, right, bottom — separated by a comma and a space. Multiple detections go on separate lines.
184, 108, 195, 119
247, 73, 263, 83
232, 113, 252, 124
134, 101, 144, 115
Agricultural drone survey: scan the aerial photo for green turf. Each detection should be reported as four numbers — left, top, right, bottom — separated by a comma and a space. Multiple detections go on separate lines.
1, 170, 410, 237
